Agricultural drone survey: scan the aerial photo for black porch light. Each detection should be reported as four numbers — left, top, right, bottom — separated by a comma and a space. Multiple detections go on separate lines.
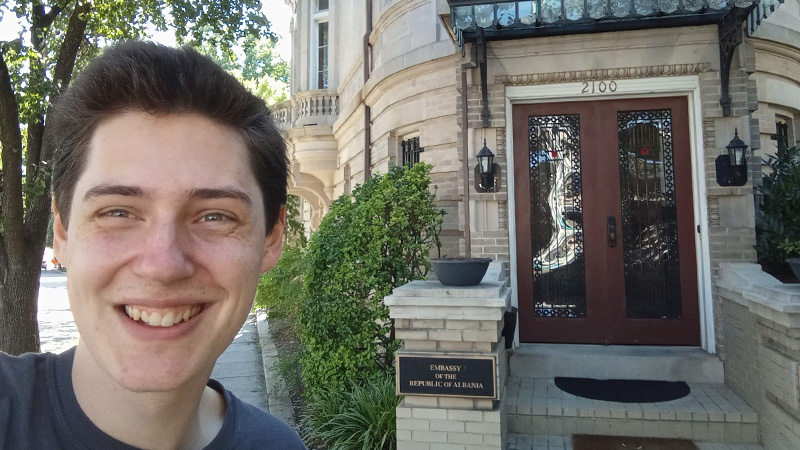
476, 139, 495, 192
726, 128, 748, 167
715, 128, 749, 187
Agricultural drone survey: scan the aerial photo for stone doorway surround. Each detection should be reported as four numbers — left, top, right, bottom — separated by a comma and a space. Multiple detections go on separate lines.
502, 70, 715, 352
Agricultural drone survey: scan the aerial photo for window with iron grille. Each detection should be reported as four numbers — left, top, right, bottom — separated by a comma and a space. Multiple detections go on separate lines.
776, 121, 789, 150
401, 137, 423, 167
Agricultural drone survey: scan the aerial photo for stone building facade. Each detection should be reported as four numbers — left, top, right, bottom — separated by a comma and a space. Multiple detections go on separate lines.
273, 0, 800, 448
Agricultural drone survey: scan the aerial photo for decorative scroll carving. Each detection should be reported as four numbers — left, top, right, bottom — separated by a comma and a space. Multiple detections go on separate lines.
718, 6, 753, 117
497, 64, 711, 86
708, 197, 720, 227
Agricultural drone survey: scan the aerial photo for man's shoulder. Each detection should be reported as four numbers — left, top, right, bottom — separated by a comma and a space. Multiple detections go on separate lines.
0, 351, 52, 387
224, 390, 307, 449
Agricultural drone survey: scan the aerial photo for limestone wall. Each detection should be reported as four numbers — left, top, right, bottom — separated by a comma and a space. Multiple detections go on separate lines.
717, 262, 800, 450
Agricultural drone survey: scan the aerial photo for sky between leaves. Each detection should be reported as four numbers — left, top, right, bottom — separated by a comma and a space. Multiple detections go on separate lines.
0, 0, 293, 61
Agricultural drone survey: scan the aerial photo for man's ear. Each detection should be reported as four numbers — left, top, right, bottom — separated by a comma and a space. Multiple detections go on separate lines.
52, 199, 68, 264
261, 206, 286, 273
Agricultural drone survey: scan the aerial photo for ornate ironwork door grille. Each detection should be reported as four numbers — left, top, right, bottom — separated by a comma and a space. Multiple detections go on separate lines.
527, 115, 587, 319
617, 110, 682, 320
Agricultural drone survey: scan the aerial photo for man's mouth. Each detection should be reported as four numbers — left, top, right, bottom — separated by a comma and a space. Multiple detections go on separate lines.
123, 305, 204, 327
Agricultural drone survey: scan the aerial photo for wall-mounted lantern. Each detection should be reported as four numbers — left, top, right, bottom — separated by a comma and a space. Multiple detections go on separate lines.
475, 140, 500, 192
715, 128, 749, 187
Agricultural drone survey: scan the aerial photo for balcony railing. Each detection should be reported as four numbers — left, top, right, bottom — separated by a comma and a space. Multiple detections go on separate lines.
271, 100, 292, 129
269, 89, 339, 130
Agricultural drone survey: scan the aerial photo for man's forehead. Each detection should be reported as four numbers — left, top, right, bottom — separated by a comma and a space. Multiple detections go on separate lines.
81, 184, 254, 206
74, 111, 263, 206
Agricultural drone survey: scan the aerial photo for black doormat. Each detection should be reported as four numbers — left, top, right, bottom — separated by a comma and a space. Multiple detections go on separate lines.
555, 377, 690, 403
572, 435, 699, 450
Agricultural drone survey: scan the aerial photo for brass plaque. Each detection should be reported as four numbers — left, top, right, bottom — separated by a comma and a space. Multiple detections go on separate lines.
396, 353, 497, 399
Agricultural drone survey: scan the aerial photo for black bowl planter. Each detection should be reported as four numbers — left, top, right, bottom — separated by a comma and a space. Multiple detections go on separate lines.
788, 258, 800, 282
431, 258, 492, 286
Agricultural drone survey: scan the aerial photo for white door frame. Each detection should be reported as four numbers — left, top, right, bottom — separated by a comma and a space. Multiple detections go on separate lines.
504, 75, 715, 352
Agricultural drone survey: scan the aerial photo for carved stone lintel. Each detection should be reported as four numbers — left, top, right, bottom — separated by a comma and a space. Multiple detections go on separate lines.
496, 63, 711, 86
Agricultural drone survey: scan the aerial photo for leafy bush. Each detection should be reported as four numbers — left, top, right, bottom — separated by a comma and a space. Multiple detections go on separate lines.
756, 145, 800, 269
299, 163, 442, 399
255, 245, 307, 330
301, 373, 400, 450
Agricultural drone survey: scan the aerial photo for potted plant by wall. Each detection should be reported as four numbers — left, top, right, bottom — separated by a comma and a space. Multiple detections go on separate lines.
430, 257, 492, 286
756, 145, 800, 283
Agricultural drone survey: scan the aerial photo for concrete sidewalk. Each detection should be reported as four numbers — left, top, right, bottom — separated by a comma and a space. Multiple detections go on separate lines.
211, 311, 297, 428
211, 313, 268, 410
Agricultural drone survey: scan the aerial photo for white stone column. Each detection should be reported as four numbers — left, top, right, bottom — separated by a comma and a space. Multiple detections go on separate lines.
385, 273, 511, 450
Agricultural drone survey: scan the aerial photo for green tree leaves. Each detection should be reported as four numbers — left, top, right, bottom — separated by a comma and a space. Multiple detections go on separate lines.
756, 145, 800, 267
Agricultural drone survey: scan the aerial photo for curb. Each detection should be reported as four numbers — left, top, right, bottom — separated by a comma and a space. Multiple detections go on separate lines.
255, 309, 298, 429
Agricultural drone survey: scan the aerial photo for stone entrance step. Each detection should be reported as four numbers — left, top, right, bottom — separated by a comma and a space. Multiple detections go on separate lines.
507, 434, 765, 450
510, 344, 725, 384
507, 378, 759, 445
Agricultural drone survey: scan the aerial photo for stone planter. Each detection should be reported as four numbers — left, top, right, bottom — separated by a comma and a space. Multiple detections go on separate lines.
431, 258, 492, 286
788, 258, 800, 282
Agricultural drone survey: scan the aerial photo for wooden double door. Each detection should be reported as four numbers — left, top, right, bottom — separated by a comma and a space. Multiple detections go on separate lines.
513, 97, 700, 345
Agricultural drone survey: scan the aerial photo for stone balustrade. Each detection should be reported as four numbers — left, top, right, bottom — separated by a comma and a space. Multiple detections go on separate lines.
269, 89, 339, 130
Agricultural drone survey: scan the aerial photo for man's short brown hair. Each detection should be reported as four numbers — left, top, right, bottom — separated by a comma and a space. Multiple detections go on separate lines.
49, 41, 288, 233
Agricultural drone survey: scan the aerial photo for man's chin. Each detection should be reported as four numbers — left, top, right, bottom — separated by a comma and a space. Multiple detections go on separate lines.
107, 354, 211, 393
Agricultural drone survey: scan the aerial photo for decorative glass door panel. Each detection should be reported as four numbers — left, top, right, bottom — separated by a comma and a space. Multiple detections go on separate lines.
513, 97, 700, 345
528, 115, 586, 318
617, 110, 682, 320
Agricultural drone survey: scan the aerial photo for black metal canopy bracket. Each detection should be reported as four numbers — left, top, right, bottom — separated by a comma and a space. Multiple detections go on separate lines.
717, 5, 756, 117
477, 29, 490, 127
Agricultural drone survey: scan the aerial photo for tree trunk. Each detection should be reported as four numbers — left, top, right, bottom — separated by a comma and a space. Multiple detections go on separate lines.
0, 2, 86, 355
0, 254, 42, 355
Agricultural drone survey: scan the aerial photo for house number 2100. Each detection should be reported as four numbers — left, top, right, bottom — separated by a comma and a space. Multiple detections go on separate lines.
581, 80, 617, 94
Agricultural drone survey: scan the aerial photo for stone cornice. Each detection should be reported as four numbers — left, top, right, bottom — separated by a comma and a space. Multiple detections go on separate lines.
497, 63, 712, 86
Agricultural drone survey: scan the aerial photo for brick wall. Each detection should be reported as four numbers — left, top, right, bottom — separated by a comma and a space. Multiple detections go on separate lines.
717, 263, 800, 450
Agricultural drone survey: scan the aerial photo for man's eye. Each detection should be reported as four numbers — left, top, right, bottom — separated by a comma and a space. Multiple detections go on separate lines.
200, 212, 232, 222
101, 209, 134, 219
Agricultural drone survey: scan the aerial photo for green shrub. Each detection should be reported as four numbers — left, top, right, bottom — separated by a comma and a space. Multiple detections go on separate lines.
756, 145, 800, 268
299, 163, 442, 398
255, 244, 306, 331
301, 373, 400, 450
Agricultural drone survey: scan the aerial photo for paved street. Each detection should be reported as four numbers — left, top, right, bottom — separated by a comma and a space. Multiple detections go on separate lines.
37, 269, 79, 354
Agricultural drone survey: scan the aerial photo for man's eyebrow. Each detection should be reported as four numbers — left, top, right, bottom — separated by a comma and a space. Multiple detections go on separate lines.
83, 184, 146, 201
189, 188, 253, 206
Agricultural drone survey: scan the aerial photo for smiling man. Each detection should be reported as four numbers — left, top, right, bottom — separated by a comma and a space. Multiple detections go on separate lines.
0, 42, 306, 449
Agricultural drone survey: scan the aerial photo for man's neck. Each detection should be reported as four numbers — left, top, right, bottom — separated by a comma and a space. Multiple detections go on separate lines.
71, 344, 226, 450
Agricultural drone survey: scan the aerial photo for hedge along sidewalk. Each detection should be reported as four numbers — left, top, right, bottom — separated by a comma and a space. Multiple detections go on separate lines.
256, 309, 298, 429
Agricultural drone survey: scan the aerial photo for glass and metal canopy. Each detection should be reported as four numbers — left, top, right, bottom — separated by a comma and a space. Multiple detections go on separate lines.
448, 0, 784, 118
449, 0, 782, 41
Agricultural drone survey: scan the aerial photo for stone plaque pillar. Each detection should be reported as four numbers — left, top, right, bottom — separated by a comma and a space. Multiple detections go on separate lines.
385, 270, 510, 450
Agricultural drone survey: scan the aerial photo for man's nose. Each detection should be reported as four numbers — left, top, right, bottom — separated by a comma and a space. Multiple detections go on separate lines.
133, 221, 195, 283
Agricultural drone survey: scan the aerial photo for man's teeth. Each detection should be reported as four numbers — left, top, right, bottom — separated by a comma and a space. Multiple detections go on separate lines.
124, 305, 202, 327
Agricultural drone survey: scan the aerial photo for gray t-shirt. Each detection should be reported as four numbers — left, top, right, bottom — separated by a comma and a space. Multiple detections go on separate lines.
0, 348, 307, 449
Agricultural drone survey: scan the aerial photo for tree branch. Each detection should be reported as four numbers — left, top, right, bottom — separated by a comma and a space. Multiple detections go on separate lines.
39, 4, 66, 30
49, 1, 89, 118
25, 2, 89, 239
0, 51, 26, 264
31, 1, 68, 51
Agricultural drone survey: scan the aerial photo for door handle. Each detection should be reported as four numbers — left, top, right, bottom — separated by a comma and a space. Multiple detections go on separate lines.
607, 215, 617, 248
